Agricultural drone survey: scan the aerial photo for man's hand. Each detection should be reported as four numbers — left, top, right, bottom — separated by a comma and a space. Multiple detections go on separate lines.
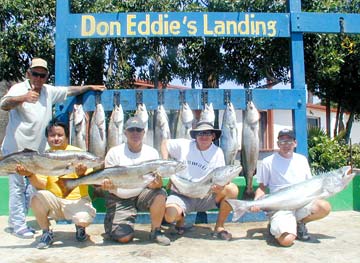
101, 178, 115, 191
147, 172, 163, 189
24, 90, 40, 103
75, 163, 87, 177
15, 164, 34, 177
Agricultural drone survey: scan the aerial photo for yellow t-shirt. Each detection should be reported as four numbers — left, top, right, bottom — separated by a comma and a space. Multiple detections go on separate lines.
37, 145, 90, 200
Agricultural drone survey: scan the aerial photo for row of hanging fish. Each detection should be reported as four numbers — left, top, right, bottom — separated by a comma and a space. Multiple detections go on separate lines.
68, 99, 260, 199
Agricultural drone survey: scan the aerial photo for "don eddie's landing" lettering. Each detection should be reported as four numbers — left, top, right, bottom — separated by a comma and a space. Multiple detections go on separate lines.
81, 14, 278, 37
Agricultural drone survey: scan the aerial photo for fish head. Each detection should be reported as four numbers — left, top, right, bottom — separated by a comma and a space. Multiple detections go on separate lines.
211, 165, 242, 186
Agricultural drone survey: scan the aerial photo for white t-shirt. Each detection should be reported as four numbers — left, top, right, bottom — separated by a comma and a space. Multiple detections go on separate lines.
166, 138, 225, 181
0, 80, 67, 155
256, 152, 312, 194
104, 143, 159, 198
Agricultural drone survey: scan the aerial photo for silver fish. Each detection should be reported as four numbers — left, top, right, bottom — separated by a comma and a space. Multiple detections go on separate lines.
135, 103, 149, 132
227, 166, 356, 222
175, 102, 194, 139
241, 101, 260, 199
199, 103, 215, 125
154, 105, 171, 152
0, 149, 103, 176
69, 104, 88, 151
170, 165, 242, 198
56, 159, 186, 197
220, 102, 240, 165
107, 104, 124, 151
89, 102, 107, 158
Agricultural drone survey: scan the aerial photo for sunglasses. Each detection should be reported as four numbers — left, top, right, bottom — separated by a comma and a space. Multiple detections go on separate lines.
278, 140, 294, 145
196, 131, 213, 137
31, 70, 47, 79
127, 127, 144, 133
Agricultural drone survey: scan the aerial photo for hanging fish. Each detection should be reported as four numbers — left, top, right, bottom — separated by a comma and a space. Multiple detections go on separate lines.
199, 102, 215, 125
154, 105, 171, 152
107, 104, 124, 151
89, 101, 107, 158
220, 102, 240, 165
241, 101, 260, 199
175, 102, 194, 139
69, 104, 88, 151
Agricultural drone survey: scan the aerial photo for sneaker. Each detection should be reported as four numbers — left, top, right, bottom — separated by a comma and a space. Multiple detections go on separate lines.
37, 230, 54, 249
149, 228, 171, 246
14, 227, 34, 239
75, 225, 88, 242
296, 222, 310, 241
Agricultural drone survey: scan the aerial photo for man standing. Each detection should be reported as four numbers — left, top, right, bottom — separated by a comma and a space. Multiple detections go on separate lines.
0, 57, 104, 238
252, 129, 331, 246
101, 116, 170, 246
161, 122, 238, 241
16, 120, 96, 249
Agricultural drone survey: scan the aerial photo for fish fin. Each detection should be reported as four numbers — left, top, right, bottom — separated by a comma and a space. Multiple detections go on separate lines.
56, 177, 75, 198
226, 199, 248, 222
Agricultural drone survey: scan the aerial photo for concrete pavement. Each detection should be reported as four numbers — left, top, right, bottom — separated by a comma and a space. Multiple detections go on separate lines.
0, 211, 359, 263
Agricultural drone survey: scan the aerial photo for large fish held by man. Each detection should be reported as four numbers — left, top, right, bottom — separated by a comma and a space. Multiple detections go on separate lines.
56, 159, 186, 197
220, 102, 240, 165
241, 101, 260, 199
0, 149, 103, 176
170, 165, 242, 198
227, 166, 357, 221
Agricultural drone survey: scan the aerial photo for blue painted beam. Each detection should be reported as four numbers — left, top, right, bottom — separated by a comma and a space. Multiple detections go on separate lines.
291, 12, 360, 34
55, 88, 306, 113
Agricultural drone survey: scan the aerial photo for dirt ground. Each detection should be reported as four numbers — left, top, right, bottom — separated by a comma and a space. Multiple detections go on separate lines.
0, 211, 359, 263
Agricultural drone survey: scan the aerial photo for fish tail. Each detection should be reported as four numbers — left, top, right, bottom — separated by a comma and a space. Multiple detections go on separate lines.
226, 199, 248, 222
56, 177, 76, 198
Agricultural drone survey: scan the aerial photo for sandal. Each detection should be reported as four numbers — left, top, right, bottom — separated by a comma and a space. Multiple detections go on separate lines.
215, 230, 232, 241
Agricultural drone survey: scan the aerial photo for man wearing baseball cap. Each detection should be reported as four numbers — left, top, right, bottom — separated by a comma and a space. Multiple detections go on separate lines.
0, 57, 105, 239
100, 116, 171, 246
250, 128, 331, 247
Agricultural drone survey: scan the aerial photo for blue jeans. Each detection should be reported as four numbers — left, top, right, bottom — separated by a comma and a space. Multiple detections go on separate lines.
8, 174, 35, 232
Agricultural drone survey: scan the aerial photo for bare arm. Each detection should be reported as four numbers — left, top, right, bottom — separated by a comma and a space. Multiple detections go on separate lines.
250, 183, 267, 212
15, 164, 46, 190
160, 139, 169, 160
67, 85, 106, 97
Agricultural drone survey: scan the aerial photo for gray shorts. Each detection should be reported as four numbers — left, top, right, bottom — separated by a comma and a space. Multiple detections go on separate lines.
166, 191, 218, 216
269, 201, 314, 238
104, 188, 167, 241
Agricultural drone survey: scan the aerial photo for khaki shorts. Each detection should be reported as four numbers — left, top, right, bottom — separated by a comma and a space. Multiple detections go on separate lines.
269, 201, 314, 238
104, 187, 167, 241
35, 190, 96, 224
166, 191, 218, 216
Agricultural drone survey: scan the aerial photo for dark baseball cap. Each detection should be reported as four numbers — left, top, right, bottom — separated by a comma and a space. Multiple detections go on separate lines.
278, 129, 295, 139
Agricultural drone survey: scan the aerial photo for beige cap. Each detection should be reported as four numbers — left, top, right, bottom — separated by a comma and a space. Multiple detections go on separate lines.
30, 58, 48, 71
125, 116, 145, 130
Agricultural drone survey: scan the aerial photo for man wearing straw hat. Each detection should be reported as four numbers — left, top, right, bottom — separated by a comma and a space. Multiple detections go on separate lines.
161, 121, 238, 241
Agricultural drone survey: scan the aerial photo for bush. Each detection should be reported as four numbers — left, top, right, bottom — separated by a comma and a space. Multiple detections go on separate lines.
307, 127, 359, 174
